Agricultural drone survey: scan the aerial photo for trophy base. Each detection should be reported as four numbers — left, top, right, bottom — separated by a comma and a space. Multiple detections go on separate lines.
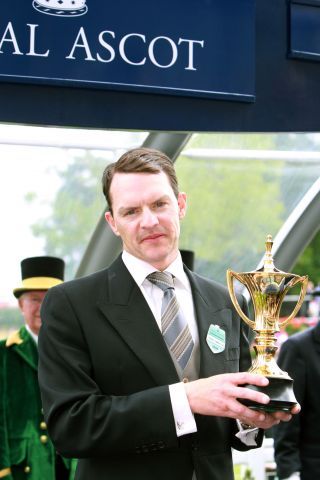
240, 376, 297, 412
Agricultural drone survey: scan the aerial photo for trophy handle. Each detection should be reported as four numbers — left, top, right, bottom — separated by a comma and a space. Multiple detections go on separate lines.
226, 269, 255, 329
278, 275, 309, 328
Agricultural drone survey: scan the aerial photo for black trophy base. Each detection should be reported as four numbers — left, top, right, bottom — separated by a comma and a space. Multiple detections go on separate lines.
239, 376, 297, 412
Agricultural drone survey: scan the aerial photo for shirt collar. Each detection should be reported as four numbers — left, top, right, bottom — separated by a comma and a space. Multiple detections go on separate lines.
122, 250, 190, 291
25, 324, 38, 345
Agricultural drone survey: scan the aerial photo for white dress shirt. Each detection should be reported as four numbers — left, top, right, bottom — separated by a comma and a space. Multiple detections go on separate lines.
122, 250, 197, 436
26, 324, 38, 345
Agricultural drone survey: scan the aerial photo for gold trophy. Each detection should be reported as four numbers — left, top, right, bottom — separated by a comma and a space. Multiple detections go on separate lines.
227, 235, 308, 412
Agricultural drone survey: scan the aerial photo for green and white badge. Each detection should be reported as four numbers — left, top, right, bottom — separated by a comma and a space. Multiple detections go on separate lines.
206, 324, 226, 353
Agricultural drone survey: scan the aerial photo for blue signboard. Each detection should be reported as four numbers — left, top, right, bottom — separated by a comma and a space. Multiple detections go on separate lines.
0, 1, 255, 101
290, 1, 320, 62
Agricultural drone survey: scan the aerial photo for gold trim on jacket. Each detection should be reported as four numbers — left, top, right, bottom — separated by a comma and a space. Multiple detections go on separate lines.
5, 330, 23, 347
0, 467, 12, 478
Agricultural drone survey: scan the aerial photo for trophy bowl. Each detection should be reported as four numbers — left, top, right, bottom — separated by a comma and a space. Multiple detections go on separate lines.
227, 235, 308, 412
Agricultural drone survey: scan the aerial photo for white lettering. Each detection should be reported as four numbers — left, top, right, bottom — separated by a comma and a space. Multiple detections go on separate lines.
119, 33, 146, 66
178, 38, 204, 70
65, 28, 204, 71
97, 30, 115, 63
0, 22, 23, 55
26, 24, 49, 57
66, 27, 95, 61
149, 36, 177, 68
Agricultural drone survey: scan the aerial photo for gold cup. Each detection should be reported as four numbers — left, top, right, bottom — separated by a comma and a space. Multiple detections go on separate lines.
227, 234, 308, 412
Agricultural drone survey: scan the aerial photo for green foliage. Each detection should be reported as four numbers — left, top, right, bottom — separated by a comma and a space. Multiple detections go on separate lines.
190, 132, 275, 150
293, 229, 320, 286
0, 307, 22, 327
0, 307, 23, 340
26, 151, 109, 278
234, 464, 255, 480
176, 134, 284, 281
285, 321, 309, 336
178, 156, 283, 258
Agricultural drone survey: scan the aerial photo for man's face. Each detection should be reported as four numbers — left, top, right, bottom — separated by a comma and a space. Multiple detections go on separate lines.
18, 290, 47, 335
105, 171, 187, 271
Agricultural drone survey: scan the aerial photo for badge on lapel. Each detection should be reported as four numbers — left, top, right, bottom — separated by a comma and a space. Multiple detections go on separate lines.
206, 324, 226, 354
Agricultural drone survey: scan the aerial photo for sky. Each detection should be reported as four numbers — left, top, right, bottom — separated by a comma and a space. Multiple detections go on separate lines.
0, 144, 65, 305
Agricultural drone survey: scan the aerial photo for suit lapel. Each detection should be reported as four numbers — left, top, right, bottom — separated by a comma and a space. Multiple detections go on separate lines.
97, 257, 179, 385
9, 326, 38, 371
97, 257, 234, 384
186, 270, 232, 378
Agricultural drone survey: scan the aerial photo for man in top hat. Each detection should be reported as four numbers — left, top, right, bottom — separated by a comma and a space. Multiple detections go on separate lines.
0, 256, 77, 480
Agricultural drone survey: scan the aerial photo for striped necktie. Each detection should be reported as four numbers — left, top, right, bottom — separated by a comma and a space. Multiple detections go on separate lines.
147, 271, 194, 370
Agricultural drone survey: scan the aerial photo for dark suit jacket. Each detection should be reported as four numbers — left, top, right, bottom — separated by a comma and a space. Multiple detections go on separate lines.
273, 322, 320, 480
38, 255, 262, 480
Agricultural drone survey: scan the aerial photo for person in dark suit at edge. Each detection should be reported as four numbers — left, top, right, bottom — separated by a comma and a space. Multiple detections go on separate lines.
273, 286, 320, 480
38, 148, 299, 480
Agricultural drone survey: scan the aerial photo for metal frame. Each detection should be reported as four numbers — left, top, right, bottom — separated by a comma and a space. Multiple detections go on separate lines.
76, 132, 320, 278
270, 176, 320, 272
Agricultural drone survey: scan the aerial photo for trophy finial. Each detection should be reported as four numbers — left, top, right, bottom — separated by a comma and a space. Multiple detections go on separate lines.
266, 234, 273, 252
264, 234, 275, 271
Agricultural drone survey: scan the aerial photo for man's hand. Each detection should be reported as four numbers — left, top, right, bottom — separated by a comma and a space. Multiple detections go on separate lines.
184, 372, 300, 429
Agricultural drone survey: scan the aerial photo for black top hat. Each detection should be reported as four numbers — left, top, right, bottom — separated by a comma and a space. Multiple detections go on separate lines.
13, 256, 65, 298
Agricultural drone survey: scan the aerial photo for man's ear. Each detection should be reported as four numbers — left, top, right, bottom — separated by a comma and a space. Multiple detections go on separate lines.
178, 192, 187, 219
105, 211, 120, 236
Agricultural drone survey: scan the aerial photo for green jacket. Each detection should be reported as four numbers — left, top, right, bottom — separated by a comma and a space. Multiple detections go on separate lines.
0, 326, 77, 480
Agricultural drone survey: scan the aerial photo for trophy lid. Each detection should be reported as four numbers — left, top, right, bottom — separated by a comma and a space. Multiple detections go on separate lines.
247, 235, 296, 280
227, 234, 307, 292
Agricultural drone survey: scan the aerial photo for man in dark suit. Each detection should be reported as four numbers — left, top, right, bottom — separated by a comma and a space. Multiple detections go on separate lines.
273, 294, 320, 480
38, 147, 298, 480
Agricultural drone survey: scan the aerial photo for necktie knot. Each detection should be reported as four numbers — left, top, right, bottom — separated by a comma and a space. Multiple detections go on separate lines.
147, 271, 174, 291
147, 270, 194, 371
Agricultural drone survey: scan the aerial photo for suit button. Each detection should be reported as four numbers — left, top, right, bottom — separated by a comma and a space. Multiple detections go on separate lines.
40, 435, 48, 444
182, 377, 189, 383
40, 422, 47, 430
24, 466, 31, 473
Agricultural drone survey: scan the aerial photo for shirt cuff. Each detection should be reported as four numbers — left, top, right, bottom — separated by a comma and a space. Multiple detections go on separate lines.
235, 419, 259, 446
169, 382, 197, 437
282, 474, 300, 480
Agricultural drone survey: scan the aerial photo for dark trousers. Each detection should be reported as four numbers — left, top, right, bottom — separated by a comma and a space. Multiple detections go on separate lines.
56, 454, 70, 480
